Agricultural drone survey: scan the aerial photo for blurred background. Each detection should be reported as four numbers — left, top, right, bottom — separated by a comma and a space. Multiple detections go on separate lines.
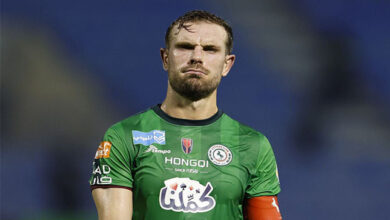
1, 0, 389, 219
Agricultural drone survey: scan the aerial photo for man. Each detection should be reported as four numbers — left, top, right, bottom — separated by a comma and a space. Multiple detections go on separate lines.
90, 10, 282, 220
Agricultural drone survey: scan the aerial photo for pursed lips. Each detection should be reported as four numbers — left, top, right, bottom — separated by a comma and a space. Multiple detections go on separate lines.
183, 68, 207, 75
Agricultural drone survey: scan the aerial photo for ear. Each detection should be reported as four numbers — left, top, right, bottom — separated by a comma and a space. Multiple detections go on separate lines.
160, 48, 169, 71
221, 54, 235, 77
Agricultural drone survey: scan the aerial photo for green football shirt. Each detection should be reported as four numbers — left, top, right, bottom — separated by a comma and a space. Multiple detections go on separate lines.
90, 105, 281, 219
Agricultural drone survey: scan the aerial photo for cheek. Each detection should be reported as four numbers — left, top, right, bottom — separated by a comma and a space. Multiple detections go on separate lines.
170, 50, 190, 66
205, 55, 225, 70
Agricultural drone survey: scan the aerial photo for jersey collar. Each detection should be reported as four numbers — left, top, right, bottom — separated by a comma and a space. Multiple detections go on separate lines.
152, 104, 223, 126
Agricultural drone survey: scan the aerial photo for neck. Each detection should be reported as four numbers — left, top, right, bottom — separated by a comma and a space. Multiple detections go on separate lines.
161, 84, 218, 120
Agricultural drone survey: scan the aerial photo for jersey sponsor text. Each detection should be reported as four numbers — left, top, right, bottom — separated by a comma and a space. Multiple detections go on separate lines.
146, 145, 171, 154
165, 157, 209, 168
91, 162, 112, 184
132, 130, 166, 145
159, 177, 216, 213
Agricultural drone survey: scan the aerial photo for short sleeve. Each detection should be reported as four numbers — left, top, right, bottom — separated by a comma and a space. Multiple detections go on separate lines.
245, 135, 281, 198
89, 126, 134, 188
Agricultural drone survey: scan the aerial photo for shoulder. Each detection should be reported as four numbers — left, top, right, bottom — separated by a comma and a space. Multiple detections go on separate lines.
221, 113, 273, 161
109, 107, 155, 131
222, 113, 269, 144
103, 107, 158, 140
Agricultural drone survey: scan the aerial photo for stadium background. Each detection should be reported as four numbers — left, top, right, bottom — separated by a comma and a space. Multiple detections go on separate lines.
1, 0, 389, 219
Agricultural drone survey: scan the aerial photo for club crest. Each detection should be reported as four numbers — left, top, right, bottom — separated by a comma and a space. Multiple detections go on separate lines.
208, 144, 232, 166
181, 138, 193, 154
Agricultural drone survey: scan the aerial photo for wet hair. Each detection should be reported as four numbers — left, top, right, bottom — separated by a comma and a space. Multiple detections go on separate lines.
165, 10, 234, 54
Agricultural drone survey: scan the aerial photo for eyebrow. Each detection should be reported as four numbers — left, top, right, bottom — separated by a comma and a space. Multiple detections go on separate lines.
203, 45, 220, 51
174, 42, 195, 48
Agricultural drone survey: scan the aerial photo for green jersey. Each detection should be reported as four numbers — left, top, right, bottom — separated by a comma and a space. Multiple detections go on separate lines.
90, 105, 280, 219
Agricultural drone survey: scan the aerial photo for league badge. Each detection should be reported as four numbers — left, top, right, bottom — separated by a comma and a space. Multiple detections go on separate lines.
181, 138, 193, 154
208, 144, 233, 166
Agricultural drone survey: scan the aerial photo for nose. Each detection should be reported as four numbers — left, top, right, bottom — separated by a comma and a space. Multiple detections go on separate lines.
189, 46, 203, 64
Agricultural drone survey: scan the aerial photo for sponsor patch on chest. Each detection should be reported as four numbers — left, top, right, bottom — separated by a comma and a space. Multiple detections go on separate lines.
132, 130, 165, 146
159, 177, 215, 213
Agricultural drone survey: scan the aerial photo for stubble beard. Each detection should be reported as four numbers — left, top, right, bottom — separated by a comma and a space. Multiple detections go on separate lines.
168, 70, 222, 102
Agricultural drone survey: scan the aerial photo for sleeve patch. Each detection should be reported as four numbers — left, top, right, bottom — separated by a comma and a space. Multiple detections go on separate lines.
95, 141, 112, 159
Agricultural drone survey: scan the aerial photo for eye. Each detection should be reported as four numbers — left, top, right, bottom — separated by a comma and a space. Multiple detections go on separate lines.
203, 46, 218, 52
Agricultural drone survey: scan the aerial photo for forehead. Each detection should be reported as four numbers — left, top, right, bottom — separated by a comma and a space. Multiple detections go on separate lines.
171, 22, 227, 46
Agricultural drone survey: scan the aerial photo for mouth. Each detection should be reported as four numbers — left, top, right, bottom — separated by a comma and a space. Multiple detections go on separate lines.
182, 68, 207, 76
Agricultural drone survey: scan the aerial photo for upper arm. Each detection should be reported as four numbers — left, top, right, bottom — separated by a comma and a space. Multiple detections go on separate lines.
244, 135, 282, 219
246, 135, 281, 197
89, 126, 135, 219
92, 188, 133, 220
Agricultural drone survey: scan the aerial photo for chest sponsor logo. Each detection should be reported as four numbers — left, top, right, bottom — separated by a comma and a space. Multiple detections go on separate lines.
208, 144, 233, 166
95, 141, 112, 159
181, 138, 193, 154
132, 130, 165, 146
165, 157, 209, 168
145, 145, 171, 154
159, 177, 215, 213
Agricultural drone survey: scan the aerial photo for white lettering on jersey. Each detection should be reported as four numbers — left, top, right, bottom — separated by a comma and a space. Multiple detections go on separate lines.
91, 162, 112, 185
164, 157, 209, 168
145, 145, 171, 154
159, 177, 215, 213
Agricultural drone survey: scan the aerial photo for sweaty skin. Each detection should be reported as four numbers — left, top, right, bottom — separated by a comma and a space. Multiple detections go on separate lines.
92, 188, 133, 220
160, 22, 235, 120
